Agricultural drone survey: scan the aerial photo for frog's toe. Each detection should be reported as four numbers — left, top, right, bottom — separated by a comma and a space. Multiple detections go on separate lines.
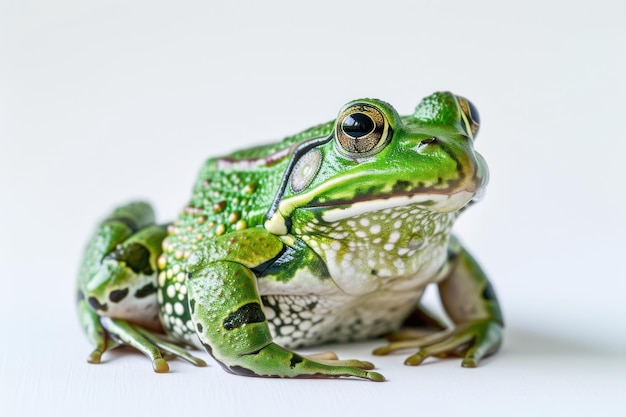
315, 358, 376, 370
461, 356, 478, 368
87, 350, 103, 364
306, 351, 339, 361
86, 338, 120, 364
404, 332, 473, 366
459, 322, 503, 368
135, 327, 207, 367
304, 351, 374, 370
152, 358, 170, 373
373, 329, 454, 356
364, 371, 385, 382
386, 328, 441, 342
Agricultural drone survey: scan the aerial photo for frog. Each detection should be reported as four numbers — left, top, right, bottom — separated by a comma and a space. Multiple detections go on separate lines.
76, 92, 503, 382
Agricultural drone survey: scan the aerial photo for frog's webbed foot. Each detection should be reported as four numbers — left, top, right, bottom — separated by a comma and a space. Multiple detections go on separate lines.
373, 319, 503, 368
80, 311, 206, 373
98, 317, 207, 372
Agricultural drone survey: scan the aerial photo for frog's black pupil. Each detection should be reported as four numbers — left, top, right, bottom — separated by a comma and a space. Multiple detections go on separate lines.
342, 113, 375, 138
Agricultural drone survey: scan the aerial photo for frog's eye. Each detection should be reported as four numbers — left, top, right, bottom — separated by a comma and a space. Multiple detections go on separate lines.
335, 104, 391, 156
457, 96, 480, 138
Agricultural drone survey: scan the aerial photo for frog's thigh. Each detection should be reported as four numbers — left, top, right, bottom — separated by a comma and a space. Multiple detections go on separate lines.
185, 233, 383, 381
83, 224, 165, 327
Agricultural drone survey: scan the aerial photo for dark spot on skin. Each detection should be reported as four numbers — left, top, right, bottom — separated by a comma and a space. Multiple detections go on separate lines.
482, 282, 498, 301
223, 302, 266, 330
196, 323, 203, 333
190, 298, 196, 314
106, 216, 139, 233
294, 373, 330, 379
134, 282, 157, 298
251, 246, 287, 276
371, 269, 378, 276
109, 288, 129, 303
88, 297, 108, 312
229, 365, 258, 377
306, 300, 318, 310
201, 342, 214, 357
107, 243, 154, 275
289, 354, 304, 368
392, 180, 412, 192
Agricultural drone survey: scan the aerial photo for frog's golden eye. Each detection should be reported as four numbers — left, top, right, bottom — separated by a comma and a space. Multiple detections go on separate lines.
335, 104, 391, 156
457, 96, 480, 138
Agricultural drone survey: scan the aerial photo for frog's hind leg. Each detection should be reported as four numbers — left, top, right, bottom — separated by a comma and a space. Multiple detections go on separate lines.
77, 202, 205, 372
185, 228, 384, 381
373, 241, 503, 367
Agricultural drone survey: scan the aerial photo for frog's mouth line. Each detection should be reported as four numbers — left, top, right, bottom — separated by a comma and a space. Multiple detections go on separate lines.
304, 190, 478, 223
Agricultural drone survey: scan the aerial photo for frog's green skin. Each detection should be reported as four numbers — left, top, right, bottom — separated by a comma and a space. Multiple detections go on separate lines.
77, 92, 503, 381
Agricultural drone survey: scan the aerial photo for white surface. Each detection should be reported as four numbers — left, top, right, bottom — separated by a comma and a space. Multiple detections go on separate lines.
1, 1, 625, 416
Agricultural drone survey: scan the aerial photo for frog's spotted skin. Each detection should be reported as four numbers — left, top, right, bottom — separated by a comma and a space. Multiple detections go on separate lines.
77, 92, 503, 381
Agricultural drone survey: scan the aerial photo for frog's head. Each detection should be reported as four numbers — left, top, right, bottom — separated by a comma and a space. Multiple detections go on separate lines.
265, 92, 488, 235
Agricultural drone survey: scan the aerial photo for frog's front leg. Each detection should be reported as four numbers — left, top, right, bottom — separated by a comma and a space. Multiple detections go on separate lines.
374, 238, 503, 367
186, 228, 384, 381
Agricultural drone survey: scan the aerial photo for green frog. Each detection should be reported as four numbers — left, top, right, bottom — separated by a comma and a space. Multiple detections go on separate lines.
77, 92, 503, 381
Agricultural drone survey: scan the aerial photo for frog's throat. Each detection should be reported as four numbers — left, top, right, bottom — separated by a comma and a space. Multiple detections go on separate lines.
264, 181, 480, 236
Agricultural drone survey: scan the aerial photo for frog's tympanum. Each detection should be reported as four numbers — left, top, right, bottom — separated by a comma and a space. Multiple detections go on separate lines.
77, 92, 503, 381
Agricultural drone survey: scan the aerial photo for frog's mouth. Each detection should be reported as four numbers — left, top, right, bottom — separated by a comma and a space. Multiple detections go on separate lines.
304, 189, 479, 223
265, 186, 480, 235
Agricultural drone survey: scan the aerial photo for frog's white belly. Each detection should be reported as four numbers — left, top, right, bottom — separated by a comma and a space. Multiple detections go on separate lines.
262, 286, 425, 348
256, 254, 450, 348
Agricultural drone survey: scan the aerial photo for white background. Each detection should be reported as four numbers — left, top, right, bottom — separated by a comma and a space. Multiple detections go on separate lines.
1, 1, 625, 416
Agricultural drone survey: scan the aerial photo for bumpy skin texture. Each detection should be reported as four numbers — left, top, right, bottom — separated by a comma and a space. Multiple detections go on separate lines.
77, 92, 503, 381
